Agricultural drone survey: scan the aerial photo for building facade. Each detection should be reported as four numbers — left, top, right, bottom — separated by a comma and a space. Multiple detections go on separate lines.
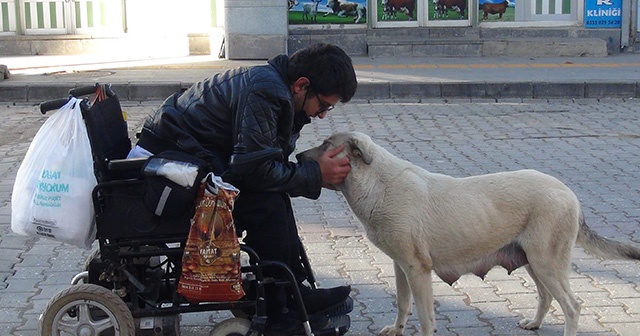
0, 0, 224, 57
0, 0, 637, 58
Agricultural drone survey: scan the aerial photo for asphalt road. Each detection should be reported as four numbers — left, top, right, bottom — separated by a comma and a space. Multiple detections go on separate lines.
0, 97, 638, 335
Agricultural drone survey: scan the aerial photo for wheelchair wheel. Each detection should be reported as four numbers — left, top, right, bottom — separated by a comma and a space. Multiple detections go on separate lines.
39, 283, 134, 336
210, 317, 252, 336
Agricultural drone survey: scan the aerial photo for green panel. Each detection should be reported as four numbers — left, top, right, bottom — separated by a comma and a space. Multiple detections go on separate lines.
549, 0, 555, 14
2, 3, 8, 31
100, 0, 106, 26
75, 1, 81, 27
37, 1, 44, 28
87, 1, 93, 27
210, 0, 217, 27
25, 2, 31, 28
562, 0, 570, 14
49, 2, 57, 28
535, 0, 542, 15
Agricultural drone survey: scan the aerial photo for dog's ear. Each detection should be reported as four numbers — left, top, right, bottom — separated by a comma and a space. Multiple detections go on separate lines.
348, 137, 372, 165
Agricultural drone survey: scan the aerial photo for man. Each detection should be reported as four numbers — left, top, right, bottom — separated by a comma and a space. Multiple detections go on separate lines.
130, 43, 357, 332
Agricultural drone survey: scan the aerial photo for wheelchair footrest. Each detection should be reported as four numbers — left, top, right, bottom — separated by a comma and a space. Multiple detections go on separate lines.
312, 314, 350, 336
322, 296, 354, 317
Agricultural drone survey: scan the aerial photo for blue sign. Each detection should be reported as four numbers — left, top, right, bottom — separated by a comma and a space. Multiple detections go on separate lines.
585, 0, 622, 28
480, 0, 515, 5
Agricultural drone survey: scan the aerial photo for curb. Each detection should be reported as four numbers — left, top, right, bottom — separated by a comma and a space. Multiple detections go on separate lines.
357, 81, 640, 100
1, 81, 638, 102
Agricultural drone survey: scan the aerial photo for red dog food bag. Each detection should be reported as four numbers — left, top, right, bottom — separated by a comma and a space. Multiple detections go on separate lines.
178, 174, 245, 302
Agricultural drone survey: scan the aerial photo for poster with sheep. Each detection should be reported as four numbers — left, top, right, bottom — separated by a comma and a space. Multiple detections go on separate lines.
288, 0, 367, 24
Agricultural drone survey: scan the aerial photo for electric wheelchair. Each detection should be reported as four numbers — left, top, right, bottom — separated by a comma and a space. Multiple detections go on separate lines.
36, 84, 352, 336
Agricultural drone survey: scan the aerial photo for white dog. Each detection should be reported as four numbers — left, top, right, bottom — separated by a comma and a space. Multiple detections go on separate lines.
297, 131, 640, 336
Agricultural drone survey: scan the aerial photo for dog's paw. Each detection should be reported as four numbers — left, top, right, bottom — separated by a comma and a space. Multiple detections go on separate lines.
518, 317, 542, 330
379, 324, 404, 335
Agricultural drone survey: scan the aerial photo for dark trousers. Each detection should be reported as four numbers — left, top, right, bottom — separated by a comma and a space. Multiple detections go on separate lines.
233, 191, 308, 291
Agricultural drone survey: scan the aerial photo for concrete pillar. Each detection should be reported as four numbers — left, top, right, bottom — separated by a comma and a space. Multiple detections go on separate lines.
0, 65, 9, 81
224, 0, 288, 60
621, 0, 632, 49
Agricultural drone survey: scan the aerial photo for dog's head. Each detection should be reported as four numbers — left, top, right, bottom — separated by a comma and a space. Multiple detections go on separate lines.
296, 131, 374, 169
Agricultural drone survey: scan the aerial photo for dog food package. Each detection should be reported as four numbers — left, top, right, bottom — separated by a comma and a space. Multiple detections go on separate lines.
177, 174, 245, 303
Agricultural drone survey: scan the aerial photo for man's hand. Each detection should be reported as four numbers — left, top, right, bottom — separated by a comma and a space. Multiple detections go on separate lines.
317, 145, 351, 189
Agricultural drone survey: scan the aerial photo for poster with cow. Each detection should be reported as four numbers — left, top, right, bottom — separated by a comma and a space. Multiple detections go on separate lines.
430, 0, 469, 20
478, 0, 515, 21
377, 0, 416, 21
289, 0, 367, 24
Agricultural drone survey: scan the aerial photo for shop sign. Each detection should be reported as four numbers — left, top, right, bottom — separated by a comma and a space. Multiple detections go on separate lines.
585, 0, 622, 28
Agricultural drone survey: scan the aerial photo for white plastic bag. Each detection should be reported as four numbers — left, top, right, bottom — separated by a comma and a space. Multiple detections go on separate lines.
11, 98, 98, 249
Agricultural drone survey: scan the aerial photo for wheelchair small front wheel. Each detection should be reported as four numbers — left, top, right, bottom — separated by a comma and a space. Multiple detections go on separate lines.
39, 283, 134, 336
210, 317, 252, 336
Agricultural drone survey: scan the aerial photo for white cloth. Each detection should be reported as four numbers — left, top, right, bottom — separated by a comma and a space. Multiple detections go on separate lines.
127, 145, 152, 159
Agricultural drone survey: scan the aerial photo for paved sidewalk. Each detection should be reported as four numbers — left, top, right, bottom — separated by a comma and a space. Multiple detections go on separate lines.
0, 98, 639, 335
1, 53, 640, 101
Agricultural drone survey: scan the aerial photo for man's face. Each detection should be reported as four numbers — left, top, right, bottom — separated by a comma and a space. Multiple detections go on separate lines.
300, 89, 341, 120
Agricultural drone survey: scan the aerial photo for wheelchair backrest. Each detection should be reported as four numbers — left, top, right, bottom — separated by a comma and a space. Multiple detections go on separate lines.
81, 89, 132, 182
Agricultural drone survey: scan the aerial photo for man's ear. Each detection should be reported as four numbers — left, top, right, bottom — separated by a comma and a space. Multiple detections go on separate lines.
292, 77, 311, 94
348, 138, 373, 165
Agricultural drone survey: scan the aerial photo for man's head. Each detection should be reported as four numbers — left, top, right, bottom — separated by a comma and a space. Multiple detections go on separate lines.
288, 43, 357, 106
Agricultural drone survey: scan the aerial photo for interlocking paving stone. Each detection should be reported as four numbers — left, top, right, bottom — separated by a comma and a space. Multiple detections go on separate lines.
0, 99, 638, 335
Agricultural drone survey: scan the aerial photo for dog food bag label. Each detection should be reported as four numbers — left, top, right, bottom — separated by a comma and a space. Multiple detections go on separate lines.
178, 175, 245, 303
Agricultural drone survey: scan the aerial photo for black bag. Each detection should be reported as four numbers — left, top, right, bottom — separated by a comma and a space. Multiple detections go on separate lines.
142, 151, 210, 218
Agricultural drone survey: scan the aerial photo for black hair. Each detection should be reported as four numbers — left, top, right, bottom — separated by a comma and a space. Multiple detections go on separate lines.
288, 43, 357, 103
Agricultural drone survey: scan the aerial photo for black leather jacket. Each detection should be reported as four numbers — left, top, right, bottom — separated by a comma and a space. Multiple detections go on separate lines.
139, 55, 322, 199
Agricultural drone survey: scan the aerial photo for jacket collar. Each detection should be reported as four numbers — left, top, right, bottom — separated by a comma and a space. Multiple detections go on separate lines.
268, 54, 290, 84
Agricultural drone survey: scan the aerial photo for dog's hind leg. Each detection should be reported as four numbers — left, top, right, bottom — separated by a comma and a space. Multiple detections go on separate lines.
532, 269, 580, 335
521, 247, 581, 336
518, 264, 553, 330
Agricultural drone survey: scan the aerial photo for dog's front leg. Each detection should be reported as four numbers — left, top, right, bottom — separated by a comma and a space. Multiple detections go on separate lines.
409, 268, 436, 335
380, 261, 411, 336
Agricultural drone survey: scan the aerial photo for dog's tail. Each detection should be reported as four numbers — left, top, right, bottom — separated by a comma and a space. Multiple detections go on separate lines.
576, 212, 640, 260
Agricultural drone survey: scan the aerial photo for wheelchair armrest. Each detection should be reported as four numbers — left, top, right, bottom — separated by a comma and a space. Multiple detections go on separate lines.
107, 157, 148, 171
228, 148, 283, 175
